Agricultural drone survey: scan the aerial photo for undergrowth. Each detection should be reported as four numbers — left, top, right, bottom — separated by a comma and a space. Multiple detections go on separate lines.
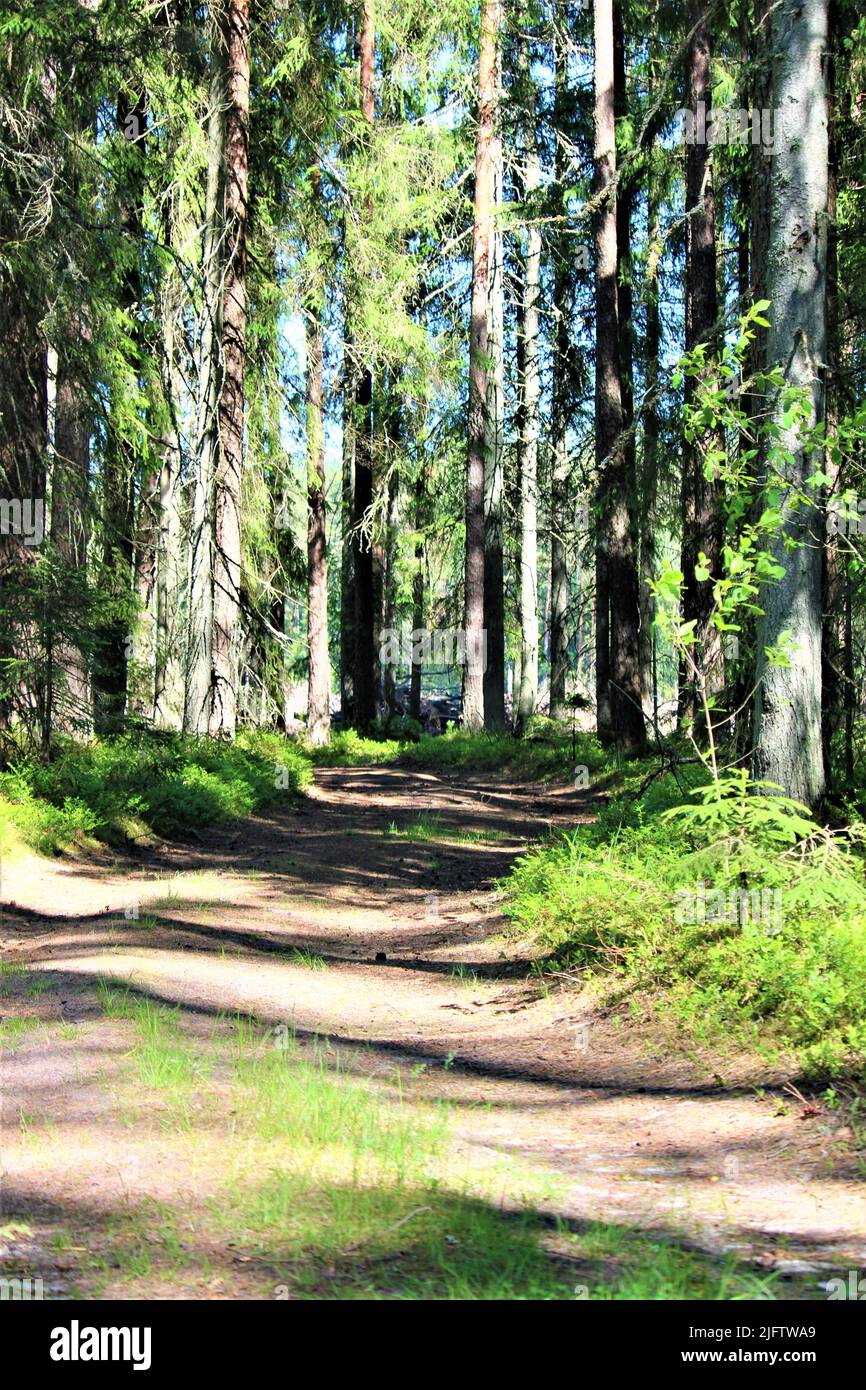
501, 767, 866, 1079
309, 720, 608, 781
0, 729, 311, 854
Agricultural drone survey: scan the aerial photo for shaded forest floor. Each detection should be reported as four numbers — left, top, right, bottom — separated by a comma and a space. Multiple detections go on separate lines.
1, 764, 864, 1299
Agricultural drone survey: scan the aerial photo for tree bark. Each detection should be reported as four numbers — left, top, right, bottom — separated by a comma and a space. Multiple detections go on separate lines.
184, 50, 224, 735
352, 0, 377, 732
410, 474, 425, 722
593, 0, 644, 750
515, 22, 540, 733
549, 28, 572, 723
209, 0, 250, 738
340, 351, 356, 723
639, 179, 661, 727
679, 0, 723, 730
305, 175, 331, 747
94, 91, 146, 733
463, 0, 498, 732
482, 53, 505, 733
751, 0, 829, 808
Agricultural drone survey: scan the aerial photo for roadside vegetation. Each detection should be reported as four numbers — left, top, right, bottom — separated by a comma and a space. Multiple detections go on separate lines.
0, 730, 311, 856
501, 765, 866, 1081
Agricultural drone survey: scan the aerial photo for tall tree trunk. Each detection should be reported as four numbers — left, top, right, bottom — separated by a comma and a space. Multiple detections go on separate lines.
184, 51, 224, 734
593, 0, 644, 750
93, 92, 146, 733
131, 469, 158, 717
610, 2, 644, 749
515, 23, 540, 733
340, 351, 356, 723
50, 323, 90, 735
679, 0, 723, 730
305, 177, 331, 747
154, 222, 184, 731
730, 0, 772, 759
821, 0, 841, 788
209, 0, 250, 738
382, 379, 401, 721
751, 0, 829, 808
549, 29, 571, 722
483, 61, 506, 734
639, 176, 661, 726
410, 474, 425, 722
463, 0, 499, 732
352, 0, 377, 731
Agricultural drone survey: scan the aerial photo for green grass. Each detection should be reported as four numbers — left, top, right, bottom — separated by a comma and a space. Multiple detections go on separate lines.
386, 812, 513, 846
0, 961, 27, 992
289, 947, 328, 971
0, 1015, 40, 1046
450, 963, 483, 990
500, 768, 866, 1079
0, 728, 312, 854
386, 813, 446, 842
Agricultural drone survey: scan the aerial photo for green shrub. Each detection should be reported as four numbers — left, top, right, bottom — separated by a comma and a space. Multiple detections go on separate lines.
0, 729, 311, 853
310, 725, 608, 781
501, 771, 866, 1079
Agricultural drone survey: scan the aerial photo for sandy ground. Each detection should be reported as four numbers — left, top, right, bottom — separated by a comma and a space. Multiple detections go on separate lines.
1, 765, 864, 1296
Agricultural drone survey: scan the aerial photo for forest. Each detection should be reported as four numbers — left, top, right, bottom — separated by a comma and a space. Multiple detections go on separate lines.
1, 0, 866, 1309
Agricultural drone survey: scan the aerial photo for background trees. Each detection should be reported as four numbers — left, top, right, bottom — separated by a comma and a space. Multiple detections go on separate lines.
1, 0, 864, 809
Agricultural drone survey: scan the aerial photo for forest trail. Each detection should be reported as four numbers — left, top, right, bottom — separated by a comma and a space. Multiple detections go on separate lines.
2, 765, 864, 1298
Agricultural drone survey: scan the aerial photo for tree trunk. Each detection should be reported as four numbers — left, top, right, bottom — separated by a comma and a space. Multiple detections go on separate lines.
482, 52, 505, 734
352, 0, 377, 732
209, 0, 250, 738
463, 0, 498, 733
549, 30, 572, 724
131, 468, 159, 717
184, 51, 224, 735
751, 0, 829, 808
639, 180, 661, 727
515, 22, 540, 733
340, 352, 356, 723
154, 220, 185, 732
593, 0, 643, 750
50, 323, 90, 735
679, 0, 723, 730
94, 91, 146, 733
410, 475, 424, 722
305, 178, 331, 748
821, 0, 841, 788
730, 0, 772, 760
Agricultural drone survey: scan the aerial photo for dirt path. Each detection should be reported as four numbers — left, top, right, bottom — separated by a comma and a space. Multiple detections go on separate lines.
2, 765, 864, 1296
